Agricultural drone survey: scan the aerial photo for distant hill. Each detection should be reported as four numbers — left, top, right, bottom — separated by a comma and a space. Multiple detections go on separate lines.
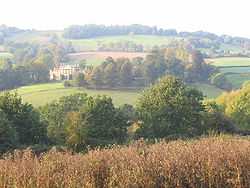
1, 24, 250, 57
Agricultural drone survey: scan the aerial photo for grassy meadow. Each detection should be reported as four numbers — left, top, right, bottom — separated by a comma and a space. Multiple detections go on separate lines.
0, 136, 249, 188
65, 35, 182, 51
5, 32, 182, 51
9, 82, 224, 107
191, 83, 225, 98
68, 51, 147, 66
209, 57, 250, 67
13, 83, 141, 107
208, 57, 250, 89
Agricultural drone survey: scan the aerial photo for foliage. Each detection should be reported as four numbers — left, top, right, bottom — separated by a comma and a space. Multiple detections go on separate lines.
65, 111, 87, 151
202, 100, 237, 133
136, 76, 205, 138
83, 96, 129, 146
0, 63, 49, 91
39, 93, 88, 144
0, 110, 17, 153
74, 73, 86, 87
85, 48, 217, 89
0, 92, 46, 153
40, 93, 129, 148
63, 24, 177, 39
216, 83, 250, 130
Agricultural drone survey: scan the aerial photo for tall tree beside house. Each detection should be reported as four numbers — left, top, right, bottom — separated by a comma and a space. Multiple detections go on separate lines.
90, 67, 104, 87
75, 73, 86, 87
29, 63, 50, 83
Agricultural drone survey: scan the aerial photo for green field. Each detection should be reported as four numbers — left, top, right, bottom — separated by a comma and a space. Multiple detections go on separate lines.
65, 35, 182, 51
219, 67, 250, 73
0, 52, 13, 59
208, 57, 250, 89
13, 83, 141, 107
68, 51, 147, 67
191, 83, 225, 98
225, 73, 250, 89
9, 82, 224, 108
209, 57, 250, 67
5, 32, 182, 52
6, 30, 62, 44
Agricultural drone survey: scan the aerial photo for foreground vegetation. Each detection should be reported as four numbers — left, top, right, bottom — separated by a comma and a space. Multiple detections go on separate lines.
0, 136, 249, 188
1, 76, 241, 154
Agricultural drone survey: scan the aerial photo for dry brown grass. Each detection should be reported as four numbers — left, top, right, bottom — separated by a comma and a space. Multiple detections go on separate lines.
0, 136, 250, 188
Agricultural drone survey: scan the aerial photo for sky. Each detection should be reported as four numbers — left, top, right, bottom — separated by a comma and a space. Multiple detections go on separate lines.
0, 0, 249, 38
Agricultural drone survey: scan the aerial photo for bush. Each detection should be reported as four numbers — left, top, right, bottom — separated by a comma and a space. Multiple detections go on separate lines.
203, 100, 237, 133
64, 80, 74, 87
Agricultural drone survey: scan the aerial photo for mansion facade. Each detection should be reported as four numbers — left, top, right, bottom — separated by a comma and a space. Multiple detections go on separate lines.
50, 64, 81, 80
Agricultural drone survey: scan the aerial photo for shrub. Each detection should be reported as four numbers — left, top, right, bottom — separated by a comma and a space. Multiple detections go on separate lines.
64, 80, 74, 87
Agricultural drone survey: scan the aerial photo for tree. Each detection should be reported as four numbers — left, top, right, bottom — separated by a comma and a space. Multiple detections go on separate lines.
165, 57, 185, 79
65, 111, 87, 151
216, 83, 250, 131
81, 96, 129, 146
202, 100, 237, 133
90, 67, 104, 87
120, 61, 133, 86
0, 92, 46, 145
136, 76, 205, 139
29, 63, 50, 83
39, 93, 88, 144
0, 110, 17, 153
186, 50, 216, 82
143, 49, 166, 84
33, 48, 54, 69
104, 62, 119, 87
75, 73, 86, 87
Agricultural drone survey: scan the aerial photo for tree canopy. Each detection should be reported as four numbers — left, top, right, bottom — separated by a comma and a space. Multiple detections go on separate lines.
136, 76, 205, 138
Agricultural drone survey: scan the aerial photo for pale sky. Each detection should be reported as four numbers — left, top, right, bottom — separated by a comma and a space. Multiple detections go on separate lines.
0, 0, 249, 38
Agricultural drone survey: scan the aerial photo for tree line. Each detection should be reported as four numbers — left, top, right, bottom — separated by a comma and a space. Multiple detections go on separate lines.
63, 24, 178, 39
97, 41, 144, 52
0, 37, 75, 91
1, 75, 247, 154
62, 24, 250, 53
0, 25, 24, 44
68, 48, 224, 89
